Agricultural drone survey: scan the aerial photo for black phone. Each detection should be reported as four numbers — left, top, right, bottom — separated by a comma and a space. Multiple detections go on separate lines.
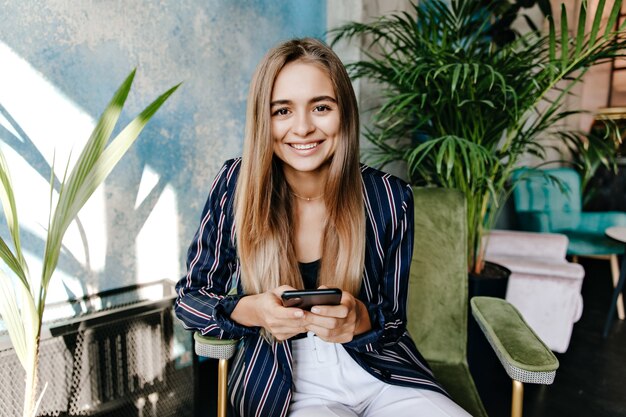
281, 288, 342, 310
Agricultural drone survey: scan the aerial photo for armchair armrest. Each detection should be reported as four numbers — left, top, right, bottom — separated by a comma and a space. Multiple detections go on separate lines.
579, 212, 626, 232
194, 332, 239, 360
486, 230, 569, 260
484, 254, 584, 281
470, 297, 559, 384
194, 333, 240, 417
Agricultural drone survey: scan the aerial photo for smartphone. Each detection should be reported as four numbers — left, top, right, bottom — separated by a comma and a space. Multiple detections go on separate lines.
281, 288, 342, 310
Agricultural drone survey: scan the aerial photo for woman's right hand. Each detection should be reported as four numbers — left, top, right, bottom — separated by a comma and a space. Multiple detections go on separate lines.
230, 285, 307, 341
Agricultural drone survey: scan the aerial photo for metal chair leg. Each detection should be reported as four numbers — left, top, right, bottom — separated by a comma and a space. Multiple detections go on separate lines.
609, 254, 625, 320
218, 359, 229, 417
511, 380, 524, 417
604, 253, 626, 337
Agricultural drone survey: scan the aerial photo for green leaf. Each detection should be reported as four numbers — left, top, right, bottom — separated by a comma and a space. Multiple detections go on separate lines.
548, 15, 557, 62
0, 238, 27, 284
574, 0, 587, 59
0, 270, 36, 369
560, 4, 569, 69
589, 0, 606, 46
604, 0, 622, 38
52, 70, 136, 226
451, 64, 461, 93
0, 148, 29, 286
42, 80, 180, 288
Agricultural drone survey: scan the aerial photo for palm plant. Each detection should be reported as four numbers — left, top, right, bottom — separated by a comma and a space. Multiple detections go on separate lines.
557, 122, 621, 205
331, 0, 626, 274
0, 70, 179, 417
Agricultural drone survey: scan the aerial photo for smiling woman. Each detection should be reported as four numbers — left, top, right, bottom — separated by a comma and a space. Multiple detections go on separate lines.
175, 38, 471, 417
270, 61, 340, 180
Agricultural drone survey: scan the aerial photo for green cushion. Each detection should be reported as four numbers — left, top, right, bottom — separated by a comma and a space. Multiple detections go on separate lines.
471, 297, 559, 383
410, 188, 468, 365
194, 333, 239, 346
194, 332, 239, 360
430, 361, 488, 417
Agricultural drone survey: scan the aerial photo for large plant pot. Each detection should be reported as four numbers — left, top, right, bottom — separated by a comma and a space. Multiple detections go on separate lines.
467, 261, 510, 358
468, 261, 510, 299
467, 261, 511, 417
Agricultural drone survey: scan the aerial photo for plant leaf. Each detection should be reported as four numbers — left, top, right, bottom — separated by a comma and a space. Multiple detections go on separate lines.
0, 148, 29, 287
548, 15, 556, 62
560, 4, 569, 69
41, 80, 180, 288
589, 0, 606, 46
574, 0, 587, 59
604, 0, 622, 38
0, 238, 27, 284
0, 270, 34, 368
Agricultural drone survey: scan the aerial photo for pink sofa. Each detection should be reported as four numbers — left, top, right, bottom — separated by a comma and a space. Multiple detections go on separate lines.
484, 230, 585, 353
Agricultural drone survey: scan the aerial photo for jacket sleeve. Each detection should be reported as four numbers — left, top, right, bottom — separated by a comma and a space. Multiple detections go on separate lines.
174, 160, 258, 339
344, 182, 414, 353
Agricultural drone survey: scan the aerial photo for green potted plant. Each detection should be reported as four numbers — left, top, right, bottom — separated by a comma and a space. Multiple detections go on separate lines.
331, 0, 626, 276
0, 70, 178, 417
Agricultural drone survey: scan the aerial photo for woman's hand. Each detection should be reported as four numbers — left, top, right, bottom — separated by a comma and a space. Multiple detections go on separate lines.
303, 287, 371, 343
230, 285, 307, 341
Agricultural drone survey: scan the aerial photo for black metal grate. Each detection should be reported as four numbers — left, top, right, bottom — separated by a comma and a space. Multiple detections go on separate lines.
0, 282, 195, 417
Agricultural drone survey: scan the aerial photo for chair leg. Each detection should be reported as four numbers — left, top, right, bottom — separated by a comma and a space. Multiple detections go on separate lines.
511, 380, 524, 417
218, 359, 229, 417
610, 255, 625, 320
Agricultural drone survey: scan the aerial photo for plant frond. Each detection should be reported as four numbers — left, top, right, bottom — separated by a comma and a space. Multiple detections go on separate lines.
589, 0, 606, 46
604, 0, 622, 38
574, 0, 587, 59
560, 4, 569, 69
42, 79, 180, 289
0, 148, 29, 287
0, 270, 37, 369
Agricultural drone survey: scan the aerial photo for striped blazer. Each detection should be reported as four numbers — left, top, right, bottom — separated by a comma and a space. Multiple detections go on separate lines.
175, 158, 446, 417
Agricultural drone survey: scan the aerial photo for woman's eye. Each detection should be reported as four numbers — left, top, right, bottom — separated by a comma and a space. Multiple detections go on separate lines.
272, 108, 290, 116
313, 105, 331, 112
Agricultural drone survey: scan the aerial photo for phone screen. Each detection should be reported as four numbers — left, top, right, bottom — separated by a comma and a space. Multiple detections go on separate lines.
281, 288, 342, 310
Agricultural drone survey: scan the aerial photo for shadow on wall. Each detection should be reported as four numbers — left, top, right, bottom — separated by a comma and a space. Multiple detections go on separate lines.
0, 0, 326, 305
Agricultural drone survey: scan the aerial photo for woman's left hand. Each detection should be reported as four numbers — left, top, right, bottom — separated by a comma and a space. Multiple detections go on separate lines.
303, 287, 371, 343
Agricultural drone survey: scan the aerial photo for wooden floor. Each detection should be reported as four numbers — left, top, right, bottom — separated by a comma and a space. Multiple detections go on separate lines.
478, 257, 626, 417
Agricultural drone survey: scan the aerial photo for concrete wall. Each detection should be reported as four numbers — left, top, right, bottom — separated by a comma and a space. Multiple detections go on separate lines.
0, 1, 326, 304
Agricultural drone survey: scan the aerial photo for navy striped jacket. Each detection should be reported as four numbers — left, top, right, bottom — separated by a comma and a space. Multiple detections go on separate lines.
175, 158, 446, 417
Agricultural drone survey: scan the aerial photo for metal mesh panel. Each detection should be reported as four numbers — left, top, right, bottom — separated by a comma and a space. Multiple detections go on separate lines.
0, 285, 194, 417
0, 335, 75, 416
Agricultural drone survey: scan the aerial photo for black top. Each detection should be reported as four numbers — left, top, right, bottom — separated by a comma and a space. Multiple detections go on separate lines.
290, 260, 321, 341
299, 259, 320, 289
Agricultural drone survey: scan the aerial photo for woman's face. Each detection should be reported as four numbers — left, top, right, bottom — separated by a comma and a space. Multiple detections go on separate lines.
270, 61, 340, 178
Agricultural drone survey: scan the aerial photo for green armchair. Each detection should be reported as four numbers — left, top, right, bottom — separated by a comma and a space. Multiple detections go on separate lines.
409, 188, 557, 417
512, 167, 626, 321
195, 188, 559, 417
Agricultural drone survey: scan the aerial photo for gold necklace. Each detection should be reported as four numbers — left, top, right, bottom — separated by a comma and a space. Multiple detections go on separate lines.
291, 192, 324, 202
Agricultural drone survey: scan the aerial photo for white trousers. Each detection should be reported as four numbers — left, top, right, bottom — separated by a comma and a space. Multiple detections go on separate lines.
289, 333, 471, 417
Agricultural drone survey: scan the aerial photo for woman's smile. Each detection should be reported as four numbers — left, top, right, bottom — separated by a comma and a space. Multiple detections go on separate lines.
289, 141, 322, 151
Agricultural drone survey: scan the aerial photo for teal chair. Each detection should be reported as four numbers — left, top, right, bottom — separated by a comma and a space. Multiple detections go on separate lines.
512, 167, 626, 321
195, 188, 559, 417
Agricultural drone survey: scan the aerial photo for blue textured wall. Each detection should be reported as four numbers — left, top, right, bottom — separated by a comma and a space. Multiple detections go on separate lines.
0, 1, 326, 302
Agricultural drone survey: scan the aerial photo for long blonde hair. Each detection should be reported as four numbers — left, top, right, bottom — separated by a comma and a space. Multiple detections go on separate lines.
234, 38, 365, 297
